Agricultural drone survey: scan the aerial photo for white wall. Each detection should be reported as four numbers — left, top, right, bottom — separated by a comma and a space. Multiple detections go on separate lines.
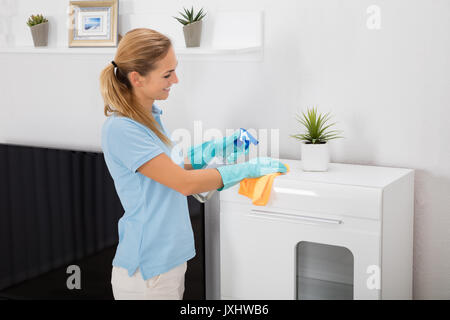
1, 0, 449, 299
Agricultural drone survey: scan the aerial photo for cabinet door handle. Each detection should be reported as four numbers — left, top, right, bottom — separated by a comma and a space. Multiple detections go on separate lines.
249, 209, 343, 225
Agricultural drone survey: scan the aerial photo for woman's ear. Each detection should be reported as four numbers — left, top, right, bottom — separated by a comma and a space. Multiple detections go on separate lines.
128, 71, 144, 88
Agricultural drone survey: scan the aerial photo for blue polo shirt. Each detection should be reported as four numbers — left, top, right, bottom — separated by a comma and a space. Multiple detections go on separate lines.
101, 104, 195, 280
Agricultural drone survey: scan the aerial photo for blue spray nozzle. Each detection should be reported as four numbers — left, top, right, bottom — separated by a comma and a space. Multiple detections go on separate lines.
216, 128, 259, 164
234, 128, 259, 149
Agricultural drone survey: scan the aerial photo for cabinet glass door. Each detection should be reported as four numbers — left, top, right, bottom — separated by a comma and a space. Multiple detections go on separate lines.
296, 241, 354, 300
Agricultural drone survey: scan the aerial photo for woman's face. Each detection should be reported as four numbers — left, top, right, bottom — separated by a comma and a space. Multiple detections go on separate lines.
130, 45, 179, 103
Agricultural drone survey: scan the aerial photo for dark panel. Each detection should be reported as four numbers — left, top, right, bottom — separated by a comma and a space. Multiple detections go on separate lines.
8, 146, 28, 283
0, 143, 205, 300
33, 148, 52, 274
0, 146, 12, 289
184, 196, 206, 300
71, 150, 85, 260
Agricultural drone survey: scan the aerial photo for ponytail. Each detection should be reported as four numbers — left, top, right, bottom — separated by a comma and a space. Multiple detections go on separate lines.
99, 28, 173, 148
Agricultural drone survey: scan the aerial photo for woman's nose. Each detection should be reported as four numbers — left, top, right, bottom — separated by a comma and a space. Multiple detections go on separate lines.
171, 71, 179, 84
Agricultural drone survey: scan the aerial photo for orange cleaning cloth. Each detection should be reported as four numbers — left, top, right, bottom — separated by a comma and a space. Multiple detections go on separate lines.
238, 163, 290, 206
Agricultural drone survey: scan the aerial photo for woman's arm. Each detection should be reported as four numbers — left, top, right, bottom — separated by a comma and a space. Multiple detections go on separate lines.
138, 153, 223, 196
184, 156, 193, 170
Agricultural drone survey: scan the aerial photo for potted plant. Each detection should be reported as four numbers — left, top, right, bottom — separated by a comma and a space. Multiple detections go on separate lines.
290, 107, 344, 171
173, 6, 206, 48
26, 14, 49, 47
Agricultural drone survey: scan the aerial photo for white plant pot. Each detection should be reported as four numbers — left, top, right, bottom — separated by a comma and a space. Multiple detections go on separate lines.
300, 141, 330, 171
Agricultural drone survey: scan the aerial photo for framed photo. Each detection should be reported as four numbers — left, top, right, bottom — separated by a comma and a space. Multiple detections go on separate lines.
68, 0, 118, 47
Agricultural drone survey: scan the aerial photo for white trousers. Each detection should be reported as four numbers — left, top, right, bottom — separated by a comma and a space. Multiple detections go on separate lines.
111, 262, 187, 300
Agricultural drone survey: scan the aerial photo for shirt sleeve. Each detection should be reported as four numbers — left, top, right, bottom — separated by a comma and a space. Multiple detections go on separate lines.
106, 118, 165, 173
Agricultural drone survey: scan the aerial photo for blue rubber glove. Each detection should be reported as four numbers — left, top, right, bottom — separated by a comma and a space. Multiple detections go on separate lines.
216, 157, 287, 191
187, 130, 249, 169
187, 140, 216, 170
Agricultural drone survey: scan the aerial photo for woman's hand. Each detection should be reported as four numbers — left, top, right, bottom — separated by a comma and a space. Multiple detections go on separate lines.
216, 157, 287, 191
213, 129, 250, 164
187, 129, 257, 169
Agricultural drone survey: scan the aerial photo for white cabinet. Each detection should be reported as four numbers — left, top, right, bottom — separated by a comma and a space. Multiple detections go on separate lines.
219, 159, 414, 300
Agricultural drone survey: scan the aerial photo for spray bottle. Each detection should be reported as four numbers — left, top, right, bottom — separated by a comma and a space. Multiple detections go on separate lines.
192, 128, 259, 203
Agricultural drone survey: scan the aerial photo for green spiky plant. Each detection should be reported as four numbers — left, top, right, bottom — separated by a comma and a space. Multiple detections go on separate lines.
26, 14, 48, 27
291, 107, 344, 144
173, 6, 206, 25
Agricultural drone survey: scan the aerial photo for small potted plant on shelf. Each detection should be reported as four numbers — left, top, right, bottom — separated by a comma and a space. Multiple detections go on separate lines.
173, 6, 206, 48
290, 107, 344, 171
26, 14, 49, 47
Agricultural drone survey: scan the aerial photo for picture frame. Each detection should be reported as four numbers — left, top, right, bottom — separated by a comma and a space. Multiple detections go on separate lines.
68, 0, 118, 47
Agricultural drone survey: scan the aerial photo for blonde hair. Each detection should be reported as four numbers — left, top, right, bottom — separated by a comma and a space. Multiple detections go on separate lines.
99, 28, 172, 148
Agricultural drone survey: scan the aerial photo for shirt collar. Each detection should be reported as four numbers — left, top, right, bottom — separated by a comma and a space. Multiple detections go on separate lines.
152, 104, 162, 115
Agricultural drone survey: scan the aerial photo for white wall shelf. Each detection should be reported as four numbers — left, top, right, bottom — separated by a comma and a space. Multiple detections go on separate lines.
0, 11, 263, 61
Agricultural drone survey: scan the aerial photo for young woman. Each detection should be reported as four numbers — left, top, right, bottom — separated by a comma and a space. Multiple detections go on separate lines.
99, 28, 286, 300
